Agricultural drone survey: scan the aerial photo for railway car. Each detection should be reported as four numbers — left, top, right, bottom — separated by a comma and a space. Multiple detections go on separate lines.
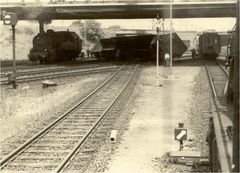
95, 32, 187, 62
198, 31, 221, 59
28, 29, 82, 64
100, 38, 117, 60
113, 34, 155, 61
150, 32, 188, 62
91, 41, 102, 59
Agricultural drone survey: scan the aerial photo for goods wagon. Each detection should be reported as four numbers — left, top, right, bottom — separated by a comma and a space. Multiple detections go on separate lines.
100, 38, 117, 60
93, 32, 187, 62
114, 34, 155, 60
91, 41, 102, 59
151, 32, 188, 62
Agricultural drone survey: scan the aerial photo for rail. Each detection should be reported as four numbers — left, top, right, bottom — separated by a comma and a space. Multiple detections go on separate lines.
0, 63, 138, 172
204, 59, 232, 172
0, 66, 119, 85
56, 64, 138, 172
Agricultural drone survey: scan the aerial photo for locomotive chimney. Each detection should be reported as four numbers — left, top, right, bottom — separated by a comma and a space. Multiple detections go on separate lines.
39, 20, 44, 34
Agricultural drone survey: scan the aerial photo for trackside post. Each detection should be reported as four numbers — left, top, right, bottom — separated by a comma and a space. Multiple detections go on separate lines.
174, 123, 187, 151
3, 12, 18, 89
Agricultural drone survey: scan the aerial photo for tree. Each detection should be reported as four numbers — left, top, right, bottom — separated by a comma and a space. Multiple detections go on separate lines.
70, 20, 103, 42
84, 20, 103, 42
69, 20, 84, 36
70, 20, 103, 43
108, 25, 121, 30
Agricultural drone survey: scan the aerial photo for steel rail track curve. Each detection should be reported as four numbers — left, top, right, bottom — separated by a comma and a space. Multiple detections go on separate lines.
0, 63, 138, 172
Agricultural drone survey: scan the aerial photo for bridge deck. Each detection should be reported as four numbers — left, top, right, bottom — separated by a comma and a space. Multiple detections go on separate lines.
0, 1, 237, 20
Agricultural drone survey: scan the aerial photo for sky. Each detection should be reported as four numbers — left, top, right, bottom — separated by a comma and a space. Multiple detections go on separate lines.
5, 16, 235, 33
47, 18, 236, 32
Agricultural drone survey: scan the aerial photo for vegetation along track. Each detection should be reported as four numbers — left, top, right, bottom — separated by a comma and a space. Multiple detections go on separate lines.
0, 65, 119, 85
0, 63, 138, 172
204, 59, 232, 172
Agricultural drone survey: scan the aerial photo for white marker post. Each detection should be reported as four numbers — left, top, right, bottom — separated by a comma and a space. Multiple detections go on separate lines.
176, 130, 187, 140
110, 130, 118, 143
174, 123, 187, 151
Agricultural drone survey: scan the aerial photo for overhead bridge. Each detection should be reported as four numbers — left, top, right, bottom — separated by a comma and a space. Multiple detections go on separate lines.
0, 1, 237, 20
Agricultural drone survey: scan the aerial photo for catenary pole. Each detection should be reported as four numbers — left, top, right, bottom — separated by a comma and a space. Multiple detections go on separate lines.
12, 25, 16, 89
156, 15, 160, 87
170, 0, 173, 68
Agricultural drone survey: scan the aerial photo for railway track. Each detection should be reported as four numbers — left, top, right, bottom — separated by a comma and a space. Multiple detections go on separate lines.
0, 59, 99, 73
0, 66, 71, 78
205, 60, 228, 98
0, 61, 115, 78
0, 66, 119, 85
0, 63, 138, 172
204, 59, 233, 172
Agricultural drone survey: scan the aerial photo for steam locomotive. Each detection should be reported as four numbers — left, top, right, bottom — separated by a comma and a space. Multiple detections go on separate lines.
28, 29, 82, 63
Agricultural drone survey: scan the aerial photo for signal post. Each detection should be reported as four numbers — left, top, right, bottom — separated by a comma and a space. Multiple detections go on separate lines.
3, 12, 18, 89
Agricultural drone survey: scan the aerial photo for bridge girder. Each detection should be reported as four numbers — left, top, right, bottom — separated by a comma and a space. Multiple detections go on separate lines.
0, 1, 237, 21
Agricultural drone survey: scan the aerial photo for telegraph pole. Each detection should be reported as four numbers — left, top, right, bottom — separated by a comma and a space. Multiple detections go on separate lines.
156, 26, 159, 87
12, 25, 17, 89
156, 14, 161, 87
170, 0, 173, 68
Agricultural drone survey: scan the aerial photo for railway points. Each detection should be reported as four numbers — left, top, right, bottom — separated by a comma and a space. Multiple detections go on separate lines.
0, 0, 239, 172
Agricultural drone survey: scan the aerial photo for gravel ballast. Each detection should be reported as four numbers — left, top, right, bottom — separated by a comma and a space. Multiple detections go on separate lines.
0, 60, 214, 172
83, 60, 213, 173
0, 72, 112, 157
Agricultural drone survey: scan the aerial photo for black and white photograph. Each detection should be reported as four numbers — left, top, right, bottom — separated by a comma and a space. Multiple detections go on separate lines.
0, 0, 239, 172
